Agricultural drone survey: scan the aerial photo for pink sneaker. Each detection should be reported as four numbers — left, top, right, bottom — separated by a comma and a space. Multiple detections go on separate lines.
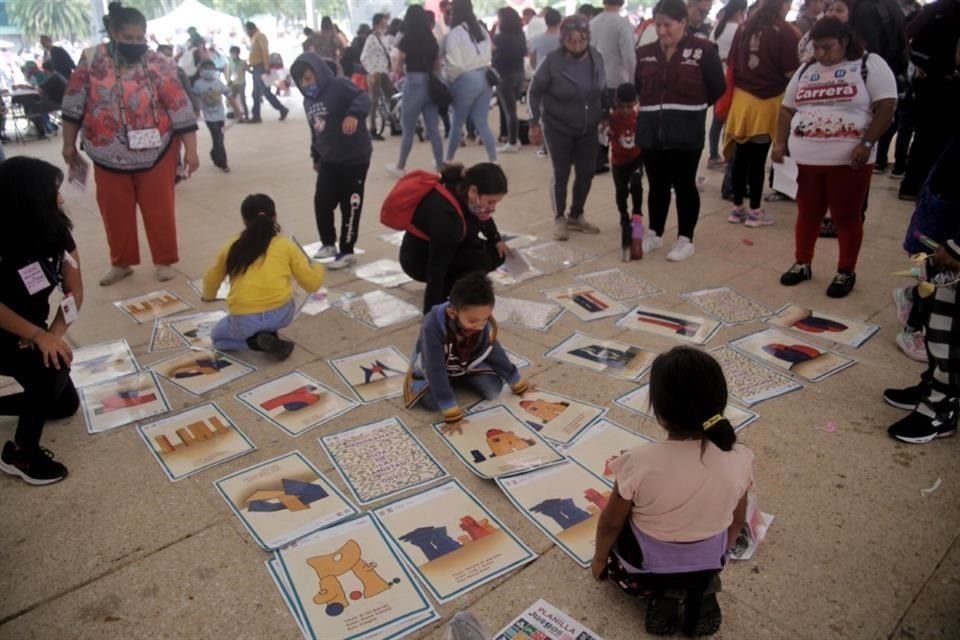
895, 329, 927, 363
727, 207, 747, 224
744, 208, 775, 228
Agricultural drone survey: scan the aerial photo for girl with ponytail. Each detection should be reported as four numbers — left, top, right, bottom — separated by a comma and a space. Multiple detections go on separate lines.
202, 194, 325, 359
590, 346, 755, 636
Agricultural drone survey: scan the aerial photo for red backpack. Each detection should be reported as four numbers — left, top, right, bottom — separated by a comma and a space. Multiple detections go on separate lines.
380, 170, 466, 241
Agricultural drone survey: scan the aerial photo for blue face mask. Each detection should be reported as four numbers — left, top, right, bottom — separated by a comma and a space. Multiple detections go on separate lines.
301, 84, 320, 99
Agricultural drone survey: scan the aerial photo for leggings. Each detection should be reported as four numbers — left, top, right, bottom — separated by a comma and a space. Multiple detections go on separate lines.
643, 148, 702, 240
732, 141, 771, 209
542, 124, 599, 220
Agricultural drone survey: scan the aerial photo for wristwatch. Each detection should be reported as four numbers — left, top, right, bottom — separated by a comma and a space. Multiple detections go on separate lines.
861, 140, 875, 149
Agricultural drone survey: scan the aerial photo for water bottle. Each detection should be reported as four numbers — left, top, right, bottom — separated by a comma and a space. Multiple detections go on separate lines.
630, 214, 645, 260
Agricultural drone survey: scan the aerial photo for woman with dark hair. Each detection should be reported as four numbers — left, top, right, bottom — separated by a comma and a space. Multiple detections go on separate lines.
723, 0, 799, 228
774, 17, 897, 298
443, 0, 497, 163
493, 7, 526, 153
387, 5, 445, 176
707, 0, 747, 168
61, 2, 199, 287
635, 0, 726, 261
397, 163, 510, 312
0, 157, 83, 485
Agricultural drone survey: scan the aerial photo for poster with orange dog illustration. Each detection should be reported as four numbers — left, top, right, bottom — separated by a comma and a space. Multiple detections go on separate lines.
559, 419, 654, 487
432, 405, 564, 479
276, 514, 437, 640
470, 389, 606, 445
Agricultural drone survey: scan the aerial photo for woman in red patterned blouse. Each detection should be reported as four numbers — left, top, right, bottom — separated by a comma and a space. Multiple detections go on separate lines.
61, 2, 199, 286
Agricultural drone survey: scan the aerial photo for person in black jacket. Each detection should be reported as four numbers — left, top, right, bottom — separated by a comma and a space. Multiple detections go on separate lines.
399, 163, 510, 313
40, 35, 76, 80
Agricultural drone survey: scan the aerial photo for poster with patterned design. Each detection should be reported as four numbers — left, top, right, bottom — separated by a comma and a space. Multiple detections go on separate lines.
70, 339, 139, 388
494, 295, 565, 332
113, 289, 193, 324
559, 419, 654, 487
766, 304, 879, 348
575, 268, 664, 301
729, 328, 856, 382
373, 479, 536, 604
328, 346, 409, 404
79, 371, 170, 434
319, 417, 447, 505
709, 346, 804, 406
680, 287, 774, 325
615, 384, 759, 432
545, 331, 656, 382
236, 371, 358, 437
470, 388, 606, 445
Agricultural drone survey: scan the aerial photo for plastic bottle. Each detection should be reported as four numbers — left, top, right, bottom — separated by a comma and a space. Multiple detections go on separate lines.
630, 214, 645, 260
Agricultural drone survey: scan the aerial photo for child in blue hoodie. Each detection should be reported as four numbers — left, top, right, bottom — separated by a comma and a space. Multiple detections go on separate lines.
403, 272, 529, 423
290, 53, 373, 270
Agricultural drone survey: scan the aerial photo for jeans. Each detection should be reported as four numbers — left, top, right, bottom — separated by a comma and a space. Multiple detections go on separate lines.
398, 72, 443, 169
206, 121, 228, 169
447, 68, 496, 162
314, 162, 369, 254
418, 373, 504, 410
212, 300, 296, 351
497, 71, 525, 145
708, 115, 724, 160
0, 342, 80, 452
251, 64, 285, 119
542, 124, 599, 219
732, 141, 771, 209
643, 148, 702, 240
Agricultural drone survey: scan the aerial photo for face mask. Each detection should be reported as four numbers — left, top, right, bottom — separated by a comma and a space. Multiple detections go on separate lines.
201, 69, 217, 81
301, 84, 320, 99
117, 42, 148, 62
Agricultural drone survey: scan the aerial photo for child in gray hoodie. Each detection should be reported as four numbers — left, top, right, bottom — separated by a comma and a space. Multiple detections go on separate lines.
191, 60, 232, 171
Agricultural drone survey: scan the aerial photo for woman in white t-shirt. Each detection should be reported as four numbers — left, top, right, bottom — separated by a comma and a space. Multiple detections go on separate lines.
707, 0, 747, 166
774, 17, 896, 298
591, 347, 754, 637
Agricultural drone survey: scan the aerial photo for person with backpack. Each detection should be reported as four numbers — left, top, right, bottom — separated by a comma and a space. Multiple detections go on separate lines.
389, 163, 509, 313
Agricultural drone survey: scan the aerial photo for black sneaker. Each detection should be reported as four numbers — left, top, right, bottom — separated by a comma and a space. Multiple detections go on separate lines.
780, 263, 812, 286
645, 595, 681, 635
682, 592, 722, 637
827, 272, 856, 298
874, 163, 889, 175
371, 132, 385, 141
887, 410, 958, 444
890, 167, 906, 179
252, 331, 295, 360
279, 108, 289, 121
883, 384, 925, 410
0, 442, 68, 485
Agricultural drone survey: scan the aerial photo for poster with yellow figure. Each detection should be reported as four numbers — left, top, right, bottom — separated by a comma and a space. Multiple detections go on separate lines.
559, 419, 654, 487
470, 389, 606, 444
276, 514, 437, 640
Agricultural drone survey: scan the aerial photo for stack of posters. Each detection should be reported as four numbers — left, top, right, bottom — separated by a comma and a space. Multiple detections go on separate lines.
494, 296, 564, 332
616, 385, 759, 432
617, 303, 721, 345
542, 286, 628, 322
545, 332, 656, 382
70, 340, 139, 388
681, 287, 774, 325
272, 514, 439, 640
709, 347, 803, 406
79, 371, 170, 434
494, 599, 603, 640
576, 268, 663, 301
354, 259, 412, 288
215, 451, 357, 550
470, 389, 605, 445
319, 417, 447, 505
373, 479, 536, 603
559, 419, 654, 486
150, 348, 254, 396
328, 346, 409, 404
113, 289, 192, 324
334, 291, 420, 330
766, 304, 879, 348
497, 461, 611, 567
237, 371, 358, 437
729, 329, 856, 382
137, 403, 254, 481
169, 311, 227, 349
433, 406, 564, 479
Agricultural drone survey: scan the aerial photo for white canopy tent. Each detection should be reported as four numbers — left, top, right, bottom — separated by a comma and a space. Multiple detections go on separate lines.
146, 0, 244, 45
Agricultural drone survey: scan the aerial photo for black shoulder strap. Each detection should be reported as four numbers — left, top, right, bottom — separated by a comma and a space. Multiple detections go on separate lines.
861, 52, 870, 81
799, 59, 815, 79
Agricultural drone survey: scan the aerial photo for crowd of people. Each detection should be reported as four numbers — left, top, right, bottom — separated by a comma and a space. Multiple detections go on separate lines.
1, 0, 959, 636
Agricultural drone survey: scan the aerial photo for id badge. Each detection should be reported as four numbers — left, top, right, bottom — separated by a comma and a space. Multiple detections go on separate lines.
60, 294, 79, 325
128, 127, 162, 150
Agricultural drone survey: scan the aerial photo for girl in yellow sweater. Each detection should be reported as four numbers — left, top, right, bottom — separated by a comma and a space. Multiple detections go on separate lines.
203, 194, 324, 359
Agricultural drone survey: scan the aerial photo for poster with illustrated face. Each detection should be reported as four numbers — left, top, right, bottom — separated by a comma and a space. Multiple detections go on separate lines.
319, 417, 447, 505
328, 346, 409, 404
236, 371, 358, 437
470, 388, 606, 445
113, 289, 193, 324
150, 348, 254, 396
615, 385, 759, 433
70, 339, 139, 388
766, 304, 879, 348
137, 403, 254, 481
433, 405, 565, 479
559, 419, 654, 486
617, 303, 721, 345
729, 328, 856, 382
542, 285, 629, 322
373, 479, 536, 603
215, 451, 357, 550
275, 514, 437, 640
680, 287, 774, 325
709, 346, 804, 406
79, 371, 170, 434
169, 310, 228, 350
545, 332, 656, 382
497, 461, 612, 567
576, 268, 664, 301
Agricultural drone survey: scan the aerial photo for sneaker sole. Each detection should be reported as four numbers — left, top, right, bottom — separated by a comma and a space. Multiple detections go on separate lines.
0, 460, 67, 485
727, 217, 745, 224
327, 261, 355, 271
883, 396, 919, 411
744, 220, 774, 228
892, 429, 957, 444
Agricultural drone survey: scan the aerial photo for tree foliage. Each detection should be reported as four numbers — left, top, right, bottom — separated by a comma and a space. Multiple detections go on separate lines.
8, 0, 90, 40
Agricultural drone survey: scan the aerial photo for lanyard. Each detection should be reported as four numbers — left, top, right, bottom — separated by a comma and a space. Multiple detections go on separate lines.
112, 48, 160, 132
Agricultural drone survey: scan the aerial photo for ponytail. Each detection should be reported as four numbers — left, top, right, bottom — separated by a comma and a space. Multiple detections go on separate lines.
104, 1, 146, 33
714, 0, 747, 40
700, 415, 737, 452
226, 194, 279, 278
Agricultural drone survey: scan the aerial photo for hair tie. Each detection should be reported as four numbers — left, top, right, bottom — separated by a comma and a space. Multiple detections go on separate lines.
702, 414, 724, 431
257, 211, 267, 216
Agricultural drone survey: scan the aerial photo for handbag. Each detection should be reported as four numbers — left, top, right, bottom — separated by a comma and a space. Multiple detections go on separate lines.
428, 73, 452, 110
485, 67, 501, 87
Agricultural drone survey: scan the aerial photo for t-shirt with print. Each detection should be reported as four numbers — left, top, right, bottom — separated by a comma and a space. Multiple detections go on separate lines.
730, 22, 800, 98
782, 53, 898, 166
608, 109, 641, 165
609, 439, 754, 542
398, 34, 439, 73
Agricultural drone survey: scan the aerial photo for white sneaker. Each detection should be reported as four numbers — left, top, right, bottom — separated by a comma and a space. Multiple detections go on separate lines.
895, 328, 927, 363
99, 266, 133, 287
553, 217, 569, 241
327, 252, 356, 271
536, 148, 548, 159
665, 236, 695, 262
497, 143, 520, 154
313, 245, 338, 260
155, 265, 177, 282
642, 233, 663, 254
385, 163, 406, 178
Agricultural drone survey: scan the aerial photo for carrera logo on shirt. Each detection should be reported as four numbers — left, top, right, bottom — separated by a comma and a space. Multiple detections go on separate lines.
796, 82, 858, 103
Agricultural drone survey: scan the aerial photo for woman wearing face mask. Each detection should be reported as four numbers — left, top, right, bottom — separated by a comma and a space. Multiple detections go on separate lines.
528, 15, 607, 242
61, 2, 199, 287
635, 0, 726, 262
397, 163, 510, 313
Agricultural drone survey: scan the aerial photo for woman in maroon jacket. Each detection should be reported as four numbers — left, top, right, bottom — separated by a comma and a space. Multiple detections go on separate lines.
635, 0, 726, 262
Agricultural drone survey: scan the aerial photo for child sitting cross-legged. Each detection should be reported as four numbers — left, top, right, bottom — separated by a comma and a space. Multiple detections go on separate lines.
403, 272, 529, 423
591, 346, 754, 637
202, 194, 324, 360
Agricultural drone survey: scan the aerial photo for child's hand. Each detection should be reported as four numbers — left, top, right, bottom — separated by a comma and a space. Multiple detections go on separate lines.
521, 383, 538, 395
934, 246, 960, 273
342, 116, 358, 135
591, 555, 608, 581
441, 419, 469, 436
495, 240, 511, 259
